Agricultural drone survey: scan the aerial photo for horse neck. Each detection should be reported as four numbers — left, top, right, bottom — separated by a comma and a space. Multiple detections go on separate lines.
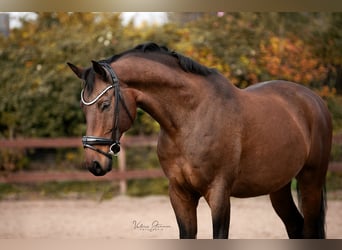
112, 56, 236, 135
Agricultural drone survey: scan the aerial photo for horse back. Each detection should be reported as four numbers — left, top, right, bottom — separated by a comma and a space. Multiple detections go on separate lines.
244, 80, 332, 137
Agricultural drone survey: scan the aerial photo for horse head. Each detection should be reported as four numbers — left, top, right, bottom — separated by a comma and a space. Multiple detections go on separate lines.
67, 61, 136, 176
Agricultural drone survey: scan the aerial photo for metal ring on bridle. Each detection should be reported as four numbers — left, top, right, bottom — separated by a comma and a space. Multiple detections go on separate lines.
109, 142, 121, 156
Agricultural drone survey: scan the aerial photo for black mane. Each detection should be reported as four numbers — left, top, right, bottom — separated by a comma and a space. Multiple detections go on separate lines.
85, 42, 217, 93
105, 42, 217, 76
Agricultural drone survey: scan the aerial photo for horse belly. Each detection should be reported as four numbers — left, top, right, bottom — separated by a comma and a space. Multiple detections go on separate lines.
231, 156, 303, 198
231, 126, 307, 197
231, 171, 296, 198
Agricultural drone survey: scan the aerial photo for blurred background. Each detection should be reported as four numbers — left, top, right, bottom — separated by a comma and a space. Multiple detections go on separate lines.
0, 12, 341, 200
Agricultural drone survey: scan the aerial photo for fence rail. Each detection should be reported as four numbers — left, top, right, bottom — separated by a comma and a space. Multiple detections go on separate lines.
0, 136, 158, 148
0, 169, 165, 184
0, 135, 342, 194
0, 136, 159, 194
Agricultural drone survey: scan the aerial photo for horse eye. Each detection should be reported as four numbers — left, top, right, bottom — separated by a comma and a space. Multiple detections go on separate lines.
100, 101, 110, 111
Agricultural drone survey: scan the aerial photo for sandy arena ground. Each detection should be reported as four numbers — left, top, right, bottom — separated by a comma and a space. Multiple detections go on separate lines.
0, 195, 341, 239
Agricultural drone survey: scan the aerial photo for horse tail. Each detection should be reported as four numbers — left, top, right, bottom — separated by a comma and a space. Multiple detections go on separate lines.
319, 185, 327, 238
296, 180, 327, 238
295, 180, 302, 214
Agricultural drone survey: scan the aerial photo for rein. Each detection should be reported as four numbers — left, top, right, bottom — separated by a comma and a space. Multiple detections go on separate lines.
81, 62, 134, 159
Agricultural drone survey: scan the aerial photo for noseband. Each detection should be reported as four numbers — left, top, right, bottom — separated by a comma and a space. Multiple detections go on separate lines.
81, 62, 134, 159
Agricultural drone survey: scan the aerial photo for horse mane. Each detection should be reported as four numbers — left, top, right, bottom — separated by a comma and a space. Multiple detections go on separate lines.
85, 42, 217, 93
106, 42, 218, 76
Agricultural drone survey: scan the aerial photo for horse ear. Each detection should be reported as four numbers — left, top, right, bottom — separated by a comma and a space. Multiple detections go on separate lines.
67, 62, 84, 79
91, 60, 108, 81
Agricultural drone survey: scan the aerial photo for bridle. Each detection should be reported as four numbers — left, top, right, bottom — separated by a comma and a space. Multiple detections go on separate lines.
81, 62, 134, 159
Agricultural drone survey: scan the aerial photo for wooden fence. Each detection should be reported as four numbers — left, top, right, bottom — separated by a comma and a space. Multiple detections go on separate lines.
0, 134, 342, 194
0, 136, 162, 194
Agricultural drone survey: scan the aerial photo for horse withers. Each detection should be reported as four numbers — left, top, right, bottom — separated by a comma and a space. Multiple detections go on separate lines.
68, 42, 332, 239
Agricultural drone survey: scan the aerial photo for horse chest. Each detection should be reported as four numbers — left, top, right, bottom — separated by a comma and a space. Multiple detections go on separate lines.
176, 159, 216, 193
158, 128, 242, 193
158, 149, 212, 192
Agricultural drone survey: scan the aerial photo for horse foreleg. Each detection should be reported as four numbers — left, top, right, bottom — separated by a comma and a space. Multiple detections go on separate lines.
169, 182, 200, 239
205, 186, 231, 239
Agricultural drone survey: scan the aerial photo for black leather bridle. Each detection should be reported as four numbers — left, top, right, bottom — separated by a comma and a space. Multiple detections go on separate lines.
81, 62, 134, 159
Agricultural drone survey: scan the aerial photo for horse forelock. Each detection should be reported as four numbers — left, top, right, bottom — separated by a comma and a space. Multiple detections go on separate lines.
83, 67, 95, 94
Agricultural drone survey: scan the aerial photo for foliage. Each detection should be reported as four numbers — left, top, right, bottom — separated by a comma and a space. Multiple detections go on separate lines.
0, 13, 127, 138
258, 36, 327, 85
331, 144, 342, 162
127, 178, 169, 197
0, 148, 29, 171
177, 13, 337, 90
0, 12, 341, 139
308, 13, 342, 94
326, 171, 342, 192
327, 96, 342, 132
125, 146, 161, 170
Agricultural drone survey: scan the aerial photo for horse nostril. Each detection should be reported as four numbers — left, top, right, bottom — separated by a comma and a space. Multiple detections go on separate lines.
93, 160, 100, 169
90, 160, 105, 176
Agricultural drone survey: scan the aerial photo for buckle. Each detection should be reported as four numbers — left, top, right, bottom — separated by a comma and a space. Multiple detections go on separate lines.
109, 142, 121, 156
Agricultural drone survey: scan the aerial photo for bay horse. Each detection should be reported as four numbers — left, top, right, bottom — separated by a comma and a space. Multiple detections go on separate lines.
67, 42, 332, 239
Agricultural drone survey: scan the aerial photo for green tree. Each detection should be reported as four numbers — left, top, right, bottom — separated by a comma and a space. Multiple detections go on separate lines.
0, 13, 124, 138
0, 12, 179, 139
171, 12, 339, 93
309, 13, 342, 94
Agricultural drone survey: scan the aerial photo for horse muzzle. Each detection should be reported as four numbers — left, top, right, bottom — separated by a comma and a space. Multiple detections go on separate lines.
88, 160, 111, 176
